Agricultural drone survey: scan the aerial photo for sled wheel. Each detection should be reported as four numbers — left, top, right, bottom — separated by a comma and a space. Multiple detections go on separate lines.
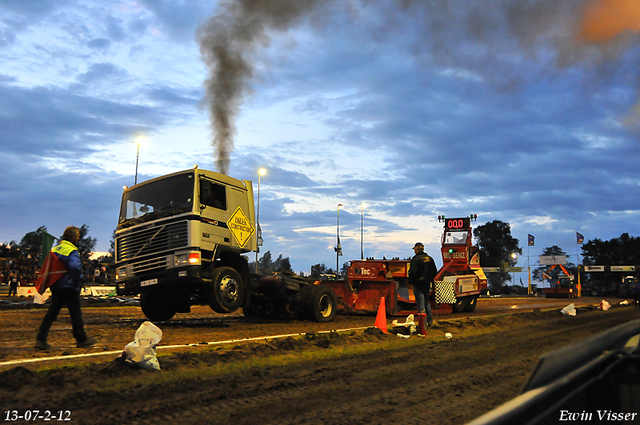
452, 297, 466, 313
208, 266, 245, 314
463, 296, 477, 312
305, 285, 337, 322
140, 289, 176, 321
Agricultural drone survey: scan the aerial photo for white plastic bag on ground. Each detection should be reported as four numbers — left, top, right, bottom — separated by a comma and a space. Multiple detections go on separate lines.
561, 303, 576, 316
392, 314, 415, 328
391, 314, 416, 336
33, 291, 50, 304
598, 300, 610, 311
123, 321, 163, 370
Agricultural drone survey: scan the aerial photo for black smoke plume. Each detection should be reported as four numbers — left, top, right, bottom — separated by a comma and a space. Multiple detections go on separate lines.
198, 0, 640, 174
197, 0, 328, 175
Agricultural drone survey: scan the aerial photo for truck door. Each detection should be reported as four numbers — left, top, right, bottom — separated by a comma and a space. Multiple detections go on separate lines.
199, 178, 230, 249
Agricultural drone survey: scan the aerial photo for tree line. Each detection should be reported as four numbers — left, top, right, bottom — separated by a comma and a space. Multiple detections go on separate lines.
2, 225, 99, 263
248, 250, 293, 274
473, 221, 639, 294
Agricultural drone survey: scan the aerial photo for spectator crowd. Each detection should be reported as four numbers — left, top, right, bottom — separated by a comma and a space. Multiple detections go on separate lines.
1, 243, 112, 293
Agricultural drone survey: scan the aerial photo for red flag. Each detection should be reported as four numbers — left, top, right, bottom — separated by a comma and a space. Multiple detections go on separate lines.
35, 252, 67, 295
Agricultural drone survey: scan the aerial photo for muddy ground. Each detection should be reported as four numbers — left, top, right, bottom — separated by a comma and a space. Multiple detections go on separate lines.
0, 299, 639, 424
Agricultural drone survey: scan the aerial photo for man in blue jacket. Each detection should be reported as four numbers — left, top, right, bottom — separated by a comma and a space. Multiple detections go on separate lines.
35, 226, 97, 350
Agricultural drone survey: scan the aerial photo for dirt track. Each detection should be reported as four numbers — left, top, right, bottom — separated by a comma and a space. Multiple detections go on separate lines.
1, 297, 639, 424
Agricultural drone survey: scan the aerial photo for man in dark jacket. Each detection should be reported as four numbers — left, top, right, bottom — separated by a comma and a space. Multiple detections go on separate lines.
35, 226, 96, 350
408, 242, 438, 326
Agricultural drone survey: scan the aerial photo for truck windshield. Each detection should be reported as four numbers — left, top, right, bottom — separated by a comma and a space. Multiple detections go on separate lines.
118, 173, 194, 227
444, 231, 468, 244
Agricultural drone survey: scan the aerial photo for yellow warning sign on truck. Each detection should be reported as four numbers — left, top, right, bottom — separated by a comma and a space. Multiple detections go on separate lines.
227, 207, 255, 248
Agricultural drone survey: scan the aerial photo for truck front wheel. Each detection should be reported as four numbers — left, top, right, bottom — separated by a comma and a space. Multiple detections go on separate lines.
208, 266, 245, 314
140, 289, 177, 321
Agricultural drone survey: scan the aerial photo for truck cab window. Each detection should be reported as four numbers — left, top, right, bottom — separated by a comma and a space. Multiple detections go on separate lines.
200, 180, 227, 210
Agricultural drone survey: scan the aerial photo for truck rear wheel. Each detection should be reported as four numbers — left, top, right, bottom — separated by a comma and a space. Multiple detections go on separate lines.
208, 266, 245, 314
305, 284, 337, 322
140, 289, 177, 321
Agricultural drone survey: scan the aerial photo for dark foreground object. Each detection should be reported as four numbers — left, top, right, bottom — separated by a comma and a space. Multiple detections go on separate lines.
470, 319, 640, 425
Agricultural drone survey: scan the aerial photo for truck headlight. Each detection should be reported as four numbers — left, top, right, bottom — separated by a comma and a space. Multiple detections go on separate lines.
175, 251, 201, 266
116, 267, 127, 281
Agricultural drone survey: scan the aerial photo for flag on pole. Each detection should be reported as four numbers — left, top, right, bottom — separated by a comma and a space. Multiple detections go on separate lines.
576, 232, 584, 244
39, 231, 57, 266
528, 234, 535, 246
35, 252, 67, 295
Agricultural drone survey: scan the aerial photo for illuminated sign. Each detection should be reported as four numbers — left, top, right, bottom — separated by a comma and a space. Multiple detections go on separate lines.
610, 266, 635, 272
539, 255, 568, 265
443, 250, 467, 260
584, 266, 605, 272
444, 217, 470, 230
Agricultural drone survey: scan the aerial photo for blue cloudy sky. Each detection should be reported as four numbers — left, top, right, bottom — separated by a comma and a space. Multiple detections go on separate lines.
1, 0, 639, 277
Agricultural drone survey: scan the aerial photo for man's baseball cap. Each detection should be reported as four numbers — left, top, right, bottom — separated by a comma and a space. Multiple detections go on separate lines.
413, 242, 424, 248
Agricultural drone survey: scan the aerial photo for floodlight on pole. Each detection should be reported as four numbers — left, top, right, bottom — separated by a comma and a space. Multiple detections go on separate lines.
360, 203, 365, 260
511, 252, 519, 285
336, 204, 343, 278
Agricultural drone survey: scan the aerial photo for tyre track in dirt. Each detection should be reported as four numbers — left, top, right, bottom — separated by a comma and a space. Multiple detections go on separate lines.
28, 306, 638, 425
1, 300, 638, 425
173, 309, 636, 425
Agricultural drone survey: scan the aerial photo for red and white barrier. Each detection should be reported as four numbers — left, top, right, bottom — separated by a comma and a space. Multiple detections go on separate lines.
15, 286, 116, 299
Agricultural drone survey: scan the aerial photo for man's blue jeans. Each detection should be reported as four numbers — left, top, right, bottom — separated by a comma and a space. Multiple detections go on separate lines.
37, 288, 88, 343
413, 285, 433, 325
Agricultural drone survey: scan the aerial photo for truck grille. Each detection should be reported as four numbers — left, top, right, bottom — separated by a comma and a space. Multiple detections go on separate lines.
131, 256, 168, 274
117, 220, 188, 262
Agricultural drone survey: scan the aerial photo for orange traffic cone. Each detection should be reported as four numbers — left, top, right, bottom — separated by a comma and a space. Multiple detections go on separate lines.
374, 297, 388, 333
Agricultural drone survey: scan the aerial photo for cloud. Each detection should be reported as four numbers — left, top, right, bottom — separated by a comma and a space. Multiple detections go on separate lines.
0, 82, 165, 156
1, 0, 640, 274
0, 152, 126, 249
140, 0, 213, 42
146, 86, 201, 107
87, 38, 111, 50
76, 63, 129, 86
0, 0, 67, 43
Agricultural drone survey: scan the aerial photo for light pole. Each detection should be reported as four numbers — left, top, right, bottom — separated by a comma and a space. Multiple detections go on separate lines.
336, 204, 343, 279
255, 168, 267, 273
134, 136, 147, 185
511, 252, 519, 286
360, 203, 365, 260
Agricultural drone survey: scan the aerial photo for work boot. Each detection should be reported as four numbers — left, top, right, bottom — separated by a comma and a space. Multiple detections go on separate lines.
35, 340, 52, 351
76, 337, 97, 348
